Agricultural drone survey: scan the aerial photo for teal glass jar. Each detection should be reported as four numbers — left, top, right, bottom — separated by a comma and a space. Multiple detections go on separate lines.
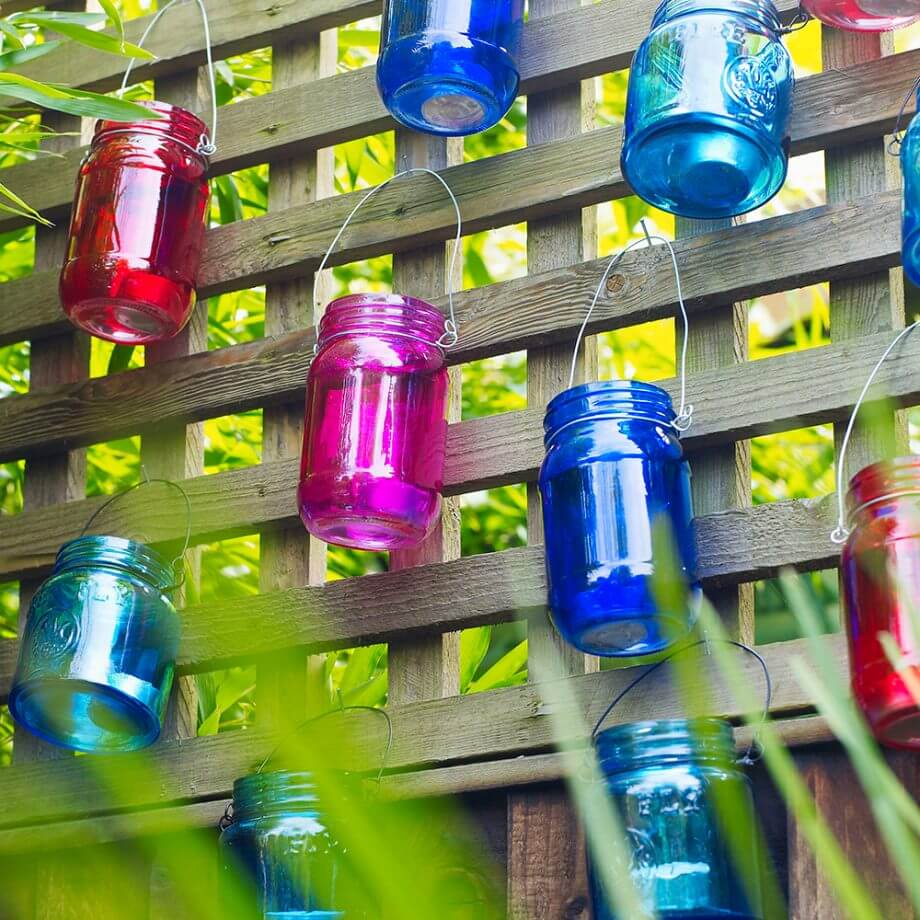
590, 719, 764, 919
219, 770, 345, 918
10, 535, 180, 753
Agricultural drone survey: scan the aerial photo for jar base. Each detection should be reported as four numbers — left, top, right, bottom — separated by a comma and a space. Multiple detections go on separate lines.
387, 75, 504, 136
869, 702, 920, 750
554, 608, 697, 658
9, 677, 161, 753
802, 0, 919, 30
621, 114, 786, 219
68, 296, 185, 344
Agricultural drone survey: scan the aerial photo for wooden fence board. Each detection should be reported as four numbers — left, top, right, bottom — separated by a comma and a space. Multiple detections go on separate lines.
0, 633, 843, 830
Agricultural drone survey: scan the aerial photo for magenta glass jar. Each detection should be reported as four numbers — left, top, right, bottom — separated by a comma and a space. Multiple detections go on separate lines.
299, 294, 450, 551
60, 101, 211, 345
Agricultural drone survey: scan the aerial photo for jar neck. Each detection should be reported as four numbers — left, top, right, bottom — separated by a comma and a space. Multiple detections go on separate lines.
54, 536, 176, 592
317, 294, 448, 350
847, 457, 920, 522
651, 0, 783, 31
596, 718, 738, 774
544, 380, 677, 448
93, 100, 210, 162
231, 770, 320, 821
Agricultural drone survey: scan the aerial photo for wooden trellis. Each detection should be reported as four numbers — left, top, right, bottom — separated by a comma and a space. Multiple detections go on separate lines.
0, 0, 918, 916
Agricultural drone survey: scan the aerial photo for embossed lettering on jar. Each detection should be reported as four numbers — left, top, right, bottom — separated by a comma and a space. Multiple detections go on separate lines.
622, 0, 794, 219
60, 101, 211, 345
841, 458, 920, 749
590, 720, 764, 920
539, 381, 700, 658
9, 536, 180, 753
376, 0, 525, 136
299, 295, 450, 551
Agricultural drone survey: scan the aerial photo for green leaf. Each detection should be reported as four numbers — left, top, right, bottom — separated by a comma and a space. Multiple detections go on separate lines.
197, 667, 256, 737
467, 640, 528, 693
95, 0, 124, 45
0, 177, 51, 225
10, 11, 107, 25
460, 626, 491, 691
0, 20, 25, 51
0, 40, 62, 72
107, 345, 135, 375
0, 74, 159, 121
19, 19, 154, 60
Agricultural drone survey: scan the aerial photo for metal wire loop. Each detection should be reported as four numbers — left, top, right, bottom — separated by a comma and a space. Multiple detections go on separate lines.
832, 320, 920, 544
119, 0, 219, 156
313, 168, 464, 351
570, 219, 693, 434
590, 639, 773, 768
780, 7, 812, 33
887, 75, 920, 156
80, 477, 193, 591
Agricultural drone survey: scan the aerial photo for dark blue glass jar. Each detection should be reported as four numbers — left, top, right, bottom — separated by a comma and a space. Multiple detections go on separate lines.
622, 0, 794, 219
376, 0, 525, 137
591, 719, 764, 920
539, 381, 699, 658
902, 91, 920, 288
9, 535, 180, 753
219, 770, 345, 919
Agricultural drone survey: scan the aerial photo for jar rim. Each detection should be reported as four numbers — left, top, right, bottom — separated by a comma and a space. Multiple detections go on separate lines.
847, 456, 920, 512
317, 293, 448, 349
93, 100, 210, 160
56, 535, 177, 591
651, 0, 783, 30
231, 769, 319, 821
595, 717, 737, 774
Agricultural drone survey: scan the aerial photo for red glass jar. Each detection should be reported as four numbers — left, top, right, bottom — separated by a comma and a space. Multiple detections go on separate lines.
60, 101, 211, 345
842, 457, 920, 749
299, 294, 450, 551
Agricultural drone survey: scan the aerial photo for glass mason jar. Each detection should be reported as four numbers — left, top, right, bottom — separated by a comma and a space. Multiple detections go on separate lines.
219, 771, 345, 919
60, 101, 211, 345
539, 381, 700, 658
590, 719, 764, 920
299, 295, 450, 552
377, 0, 525, 137
9, 535, 180, 753
802, 0, 920, 30
841, 458, 920, 748
902, 95, 920, 288
622, 0, 794, 219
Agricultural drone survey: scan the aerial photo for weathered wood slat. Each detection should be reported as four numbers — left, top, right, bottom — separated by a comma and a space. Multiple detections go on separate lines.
2, 43, 918, 344
0, 634, 844, 830
0, 189, 908, 463
0, 491, 841, 698
0, 0, 895, 239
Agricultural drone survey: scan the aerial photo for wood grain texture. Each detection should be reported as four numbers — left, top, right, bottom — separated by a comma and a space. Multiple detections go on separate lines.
0, 633, 845, 830
0, 0, 873, 238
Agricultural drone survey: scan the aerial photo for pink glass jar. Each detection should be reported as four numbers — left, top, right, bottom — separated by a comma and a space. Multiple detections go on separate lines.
60, 101, 211, 345
801, 0, 920, 30
841, 457, 920, 749
298, 294, 450, 551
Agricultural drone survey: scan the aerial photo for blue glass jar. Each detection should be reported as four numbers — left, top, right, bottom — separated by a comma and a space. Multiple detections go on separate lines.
9, 535, 180, 753
539, 381, 700, 657
377, 0, 525, 137
219, 770, 345, 919
622, 0, 794, 219
591, 719, 764, 920
902, 92, 920, 288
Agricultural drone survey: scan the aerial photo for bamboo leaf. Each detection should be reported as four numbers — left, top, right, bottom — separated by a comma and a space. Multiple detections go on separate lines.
0, 74, 158, 121
0, 19, 25, 51
0, 40, 62, 71
0, 177, 50, 225
95, 0, 124, 45
17, 19, 153, 59
9, 11, 107, 26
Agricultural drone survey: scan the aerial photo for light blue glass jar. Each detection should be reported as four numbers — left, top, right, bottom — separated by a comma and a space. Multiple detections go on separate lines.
539, 381, 700, 658
902, 91, 920, 287
622, 0, 794, 219
590, 719, 764, 920
9, 535, 180, 753
219, 770, 345, 919
376, 0, 525, 136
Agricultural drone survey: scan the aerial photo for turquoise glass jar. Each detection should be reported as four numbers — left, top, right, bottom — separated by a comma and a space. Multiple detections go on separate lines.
219, 770, 345, 918
902, 90, 920, 287
10, 535, 180, 753
590, 719, 764, 919
622, 0, 794, 219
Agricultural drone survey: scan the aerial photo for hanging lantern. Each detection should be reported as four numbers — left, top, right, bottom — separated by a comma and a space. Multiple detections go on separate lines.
621, 0, 794, 219
219, 770, 346, 918
10, 535, 182, 753
59, 0, 217, 345
299, 169, 462, 552
540, 230, 699, 657
590, 719, 765, 920
801, 0, 919, 31
901, 87, 920, 287
376, 0, 525, 137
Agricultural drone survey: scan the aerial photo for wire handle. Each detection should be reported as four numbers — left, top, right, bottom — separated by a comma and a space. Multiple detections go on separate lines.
314, 168, 464, 350
887, 75, 920, 156
780, 6, 812, 34
80, 477, 192, 591
590, 639, 773, 767
831, 321, 920, 544
119, 0, 218, 156
570, 219, 693, 433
